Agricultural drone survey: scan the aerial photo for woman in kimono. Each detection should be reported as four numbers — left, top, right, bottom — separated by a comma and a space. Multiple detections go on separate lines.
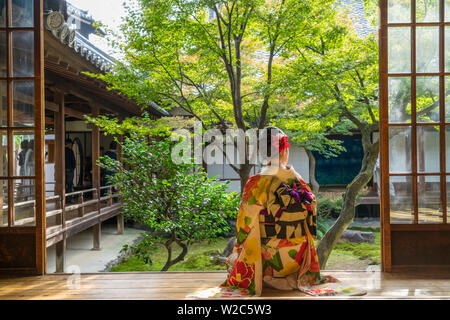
220, 127, 338, 297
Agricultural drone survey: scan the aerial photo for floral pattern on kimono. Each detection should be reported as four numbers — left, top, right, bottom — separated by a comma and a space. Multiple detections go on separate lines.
220, 170, 340, 297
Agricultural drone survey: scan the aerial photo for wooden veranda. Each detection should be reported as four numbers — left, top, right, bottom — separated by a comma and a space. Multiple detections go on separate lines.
1, 271, 450, 300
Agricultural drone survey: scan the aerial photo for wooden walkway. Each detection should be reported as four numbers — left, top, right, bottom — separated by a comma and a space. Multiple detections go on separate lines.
1, 271, 450, 300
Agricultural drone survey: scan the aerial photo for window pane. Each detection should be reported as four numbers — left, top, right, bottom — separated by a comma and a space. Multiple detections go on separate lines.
446, 126, 450, 172
388, 0, 411, 23
11, 0, 34, 28
390, 176, 413, 224
12, 31, 34, 77
13, 81, 34, 127
447, 176, 450, 223
0, 32, 6, 77
416, 0, 440, 22
417, 126, 440, 173
446, 77, 450, 122
13, 179, 35, 227
416, 27, 440, 74
13, 131, 34, 177
388, 28, 411, 73
0, 130, 7, 177
0, 0, 5, 27
447, 0, 450, 21
0, 81, 6, 127
418, 176, 442, 224
389, 77, 411, 123
446, 27, 450, 72
389, 127, 412, 173
416, 77, 440, 123
0, 180, 7, 227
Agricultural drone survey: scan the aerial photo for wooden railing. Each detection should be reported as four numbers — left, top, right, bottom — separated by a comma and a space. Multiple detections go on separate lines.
10, 185, 123, 247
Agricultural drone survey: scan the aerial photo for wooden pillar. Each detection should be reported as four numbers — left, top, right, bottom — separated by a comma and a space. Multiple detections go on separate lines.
54, 91, 65, 224
116, 133, 124, 234
117, 214, 124, 235
91, 105, 101, 250
77, 194, 84, 217
54, 91, 66, 272
92, 223, 101, 251
55, 238, 66, 273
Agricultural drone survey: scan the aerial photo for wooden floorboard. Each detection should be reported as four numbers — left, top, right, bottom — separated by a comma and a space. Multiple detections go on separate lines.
1, 271, 450, 300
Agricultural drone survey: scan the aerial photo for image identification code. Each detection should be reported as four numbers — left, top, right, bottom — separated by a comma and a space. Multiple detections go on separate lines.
177, 304, 272, 317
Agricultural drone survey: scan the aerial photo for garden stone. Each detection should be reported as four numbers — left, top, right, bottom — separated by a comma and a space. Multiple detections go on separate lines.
338, 230, 376, 244
222, 236, 236, 257
209, 256, 228, 265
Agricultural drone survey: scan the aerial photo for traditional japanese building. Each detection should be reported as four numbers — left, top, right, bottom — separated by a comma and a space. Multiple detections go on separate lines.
0, 0, 167, 274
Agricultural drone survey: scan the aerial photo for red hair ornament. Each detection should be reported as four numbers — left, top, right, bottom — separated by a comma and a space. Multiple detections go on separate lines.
272, 135, 291, 153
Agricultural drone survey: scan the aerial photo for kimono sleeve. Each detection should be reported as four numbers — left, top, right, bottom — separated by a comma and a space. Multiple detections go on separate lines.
223, 175, 271, 296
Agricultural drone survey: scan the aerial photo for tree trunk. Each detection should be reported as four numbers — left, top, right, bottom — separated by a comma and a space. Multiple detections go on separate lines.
305, 149, 320, 194
161, 231, 188, 271
239, 164, 253, 193
317, 129, 379, 269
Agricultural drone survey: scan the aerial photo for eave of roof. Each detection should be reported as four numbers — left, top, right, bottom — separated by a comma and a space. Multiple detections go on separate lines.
45, 10, 169, 118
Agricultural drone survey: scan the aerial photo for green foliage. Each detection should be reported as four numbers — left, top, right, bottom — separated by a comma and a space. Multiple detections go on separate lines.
269, 108, 347, 158
315, 193, 343, 239
105, 134, 238, 241
120, 234, 159, 266
87, 0, 336, 131
334, 231, 381, 264
282, 18, 379, 128
85, 113, 193, 137
316, 194, 343, 218
90, 114, 239, 270
111, 237, 230, 272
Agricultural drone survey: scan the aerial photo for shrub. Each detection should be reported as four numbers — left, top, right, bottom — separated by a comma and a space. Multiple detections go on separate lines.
92, 114, 239, 271
317, 194, 343, 218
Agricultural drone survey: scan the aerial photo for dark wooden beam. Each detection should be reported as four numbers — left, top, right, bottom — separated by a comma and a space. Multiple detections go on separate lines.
91, 105, 101, 251
45, 71, 139, 117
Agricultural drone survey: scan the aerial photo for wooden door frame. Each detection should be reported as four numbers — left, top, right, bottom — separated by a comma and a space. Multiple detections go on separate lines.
0, 0, 45, 275
380, 0, 450, 272
34, 0, 46, 275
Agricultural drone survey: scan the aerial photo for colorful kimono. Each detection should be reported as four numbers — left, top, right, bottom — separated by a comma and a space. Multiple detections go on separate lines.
220, 166, 338, 297
188, 166, 365, 298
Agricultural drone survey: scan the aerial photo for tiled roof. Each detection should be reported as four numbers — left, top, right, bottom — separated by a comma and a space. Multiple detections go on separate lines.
45, 10, 170, 117
45, 10, 114, 73
66, 2, 95, 24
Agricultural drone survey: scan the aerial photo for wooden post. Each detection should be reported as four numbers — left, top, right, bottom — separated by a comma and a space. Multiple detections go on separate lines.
54, 91, 65, 225
92, 223, 101, 251
115, 133, 124, 234
117, 214, 124, 235
54, 90, 66, 271
107, 187, 113, 207
55, 237, 66, 273
77, 193, 84, 217
91, 105, 101, 250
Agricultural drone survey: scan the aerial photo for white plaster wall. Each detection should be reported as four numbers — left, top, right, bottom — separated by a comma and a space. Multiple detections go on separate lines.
289, 146, 310, 183
45, 163, 55, 197
206, 145, 310, 193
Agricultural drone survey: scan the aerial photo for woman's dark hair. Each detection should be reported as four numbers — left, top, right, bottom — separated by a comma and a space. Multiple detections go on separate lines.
109, 141, 118, 150
259, 126, 286, 162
